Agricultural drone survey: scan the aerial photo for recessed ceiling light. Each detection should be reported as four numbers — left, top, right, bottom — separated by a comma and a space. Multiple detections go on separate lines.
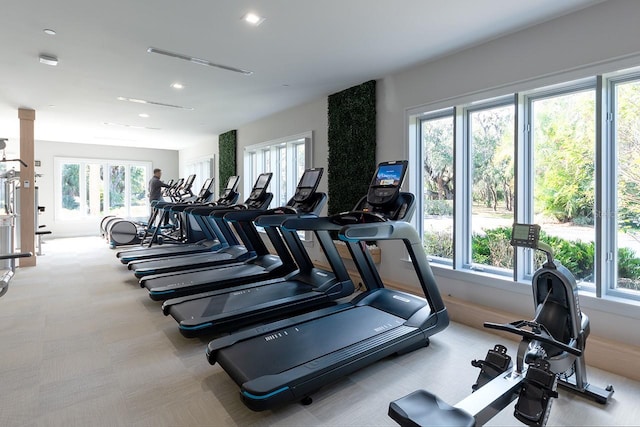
147, 47, 253, 75
116, 96, 194, 110
48, 104, 56, 108
138, 113, 149, 118
43, 29, 56, 36
170, 82, 184, 89
39, 54, 58, 66
242, 12, 265, 26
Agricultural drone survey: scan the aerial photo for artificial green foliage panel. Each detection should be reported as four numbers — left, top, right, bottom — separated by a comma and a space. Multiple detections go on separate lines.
218, 130, 237, 195
327, 80, 376, 215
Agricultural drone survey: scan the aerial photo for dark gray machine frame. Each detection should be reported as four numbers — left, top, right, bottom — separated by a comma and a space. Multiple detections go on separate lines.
115, 174, 257, 264
161, 168, 356, 337
206, 160, 450, 412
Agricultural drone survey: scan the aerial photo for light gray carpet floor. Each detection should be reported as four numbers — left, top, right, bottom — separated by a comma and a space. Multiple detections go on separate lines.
0, 236, 637, 426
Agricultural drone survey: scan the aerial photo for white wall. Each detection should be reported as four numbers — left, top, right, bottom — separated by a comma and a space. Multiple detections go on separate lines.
36, 140, 178, 237
374, 0, 640, 345
178, 137, 218, 189
183, 1, 640, 347
234, 98, 331, 263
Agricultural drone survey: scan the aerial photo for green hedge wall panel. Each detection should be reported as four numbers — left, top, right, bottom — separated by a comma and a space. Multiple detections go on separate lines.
327, 80, 376, 215
218, 130, 237, 195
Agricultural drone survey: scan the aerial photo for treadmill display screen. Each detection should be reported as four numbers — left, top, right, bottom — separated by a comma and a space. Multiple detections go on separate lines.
373, 164, 404, 187
203, 178, 214, 191
293, 168, 323, 202
255, 174, 270, 189
226, 175, 240, 190
299, 169, 321, 188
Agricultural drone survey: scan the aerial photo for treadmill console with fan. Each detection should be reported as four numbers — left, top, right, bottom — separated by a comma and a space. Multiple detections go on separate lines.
368, 161, 405, 203
246, 173, 271, 203
216, 175, 240, 204
206, 160, 449, 411
292, 168, 322, 202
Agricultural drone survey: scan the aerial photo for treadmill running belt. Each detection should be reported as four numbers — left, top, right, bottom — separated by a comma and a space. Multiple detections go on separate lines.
145, 264, 267, 289
201, 281, 315, 317
132, 251, 236, 272
217, 305, 404, 382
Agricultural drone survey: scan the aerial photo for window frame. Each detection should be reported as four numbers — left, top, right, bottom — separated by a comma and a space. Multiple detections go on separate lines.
413, 107, 456, 267
461, 95, 516, 278
184, 155, 214, 197
243, 132, 313, 205
407, 66, 640, 304
522, 79, 597, 293
243, 132, 314, 240
604, 71, 640, 302
54, 157, 152, 221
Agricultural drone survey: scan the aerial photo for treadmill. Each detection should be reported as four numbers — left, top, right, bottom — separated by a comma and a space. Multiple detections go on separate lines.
206, 160, 450, 411
115, 175, 245, 264
129, 182, 257, 276
152, 177, 221, 245
149, 173, 198, 243
139, 172, 313, 301
161, 168, 356, 337
176, 176, 241, 244
175, 177, 239, 244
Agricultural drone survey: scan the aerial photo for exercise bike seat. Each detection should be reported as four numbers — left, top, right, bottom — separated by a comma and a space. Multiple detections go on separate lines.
389, 389, 475, 427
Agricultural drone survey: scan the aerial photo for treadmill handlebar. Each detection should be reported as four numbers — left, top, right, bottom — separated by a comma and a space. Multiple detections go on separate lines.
254, 212, 318, 227
281, 216, 345, 232
339, 221, 420, 244
186, 205, 237, 216
210, 206, 262, 218
170, 202, 212, 213
223, 208, 272, 222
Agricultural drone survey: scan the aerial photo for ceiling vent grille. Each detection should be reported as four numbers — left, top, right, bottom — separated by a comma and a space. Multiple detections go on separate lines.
147, 47, 253, 76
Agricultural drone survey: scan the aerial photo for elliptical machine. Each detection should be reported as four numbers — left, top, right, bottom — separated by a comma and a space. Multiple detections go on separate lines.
389, 223, 613, 427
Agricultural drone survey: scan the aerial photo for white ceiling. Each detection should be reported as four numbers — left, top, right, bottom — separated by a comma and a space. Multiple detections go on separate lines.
0, 0, 602, 151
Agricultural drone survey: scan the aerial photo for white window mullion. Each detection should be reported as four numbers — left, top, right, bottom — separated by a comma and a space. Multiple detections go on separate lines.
458, 106, 472, 270
286, 141, 296, 202
519, 93, 536, 281
104, 162, 111, 216
125, 164, 132, 217
79, 162, 86, 217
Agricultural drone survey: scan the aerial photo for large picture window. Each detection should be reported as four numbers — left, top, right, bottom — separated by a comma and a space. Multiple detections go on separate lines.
184, 156, 214, 196
466, 101, 515, 274
610, 74, 640, 297
409, 67, 640, 303
419, 111, 454, 262
55, 158, 151, 220
244, 132, 311, 208
528, 87, 596, 286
